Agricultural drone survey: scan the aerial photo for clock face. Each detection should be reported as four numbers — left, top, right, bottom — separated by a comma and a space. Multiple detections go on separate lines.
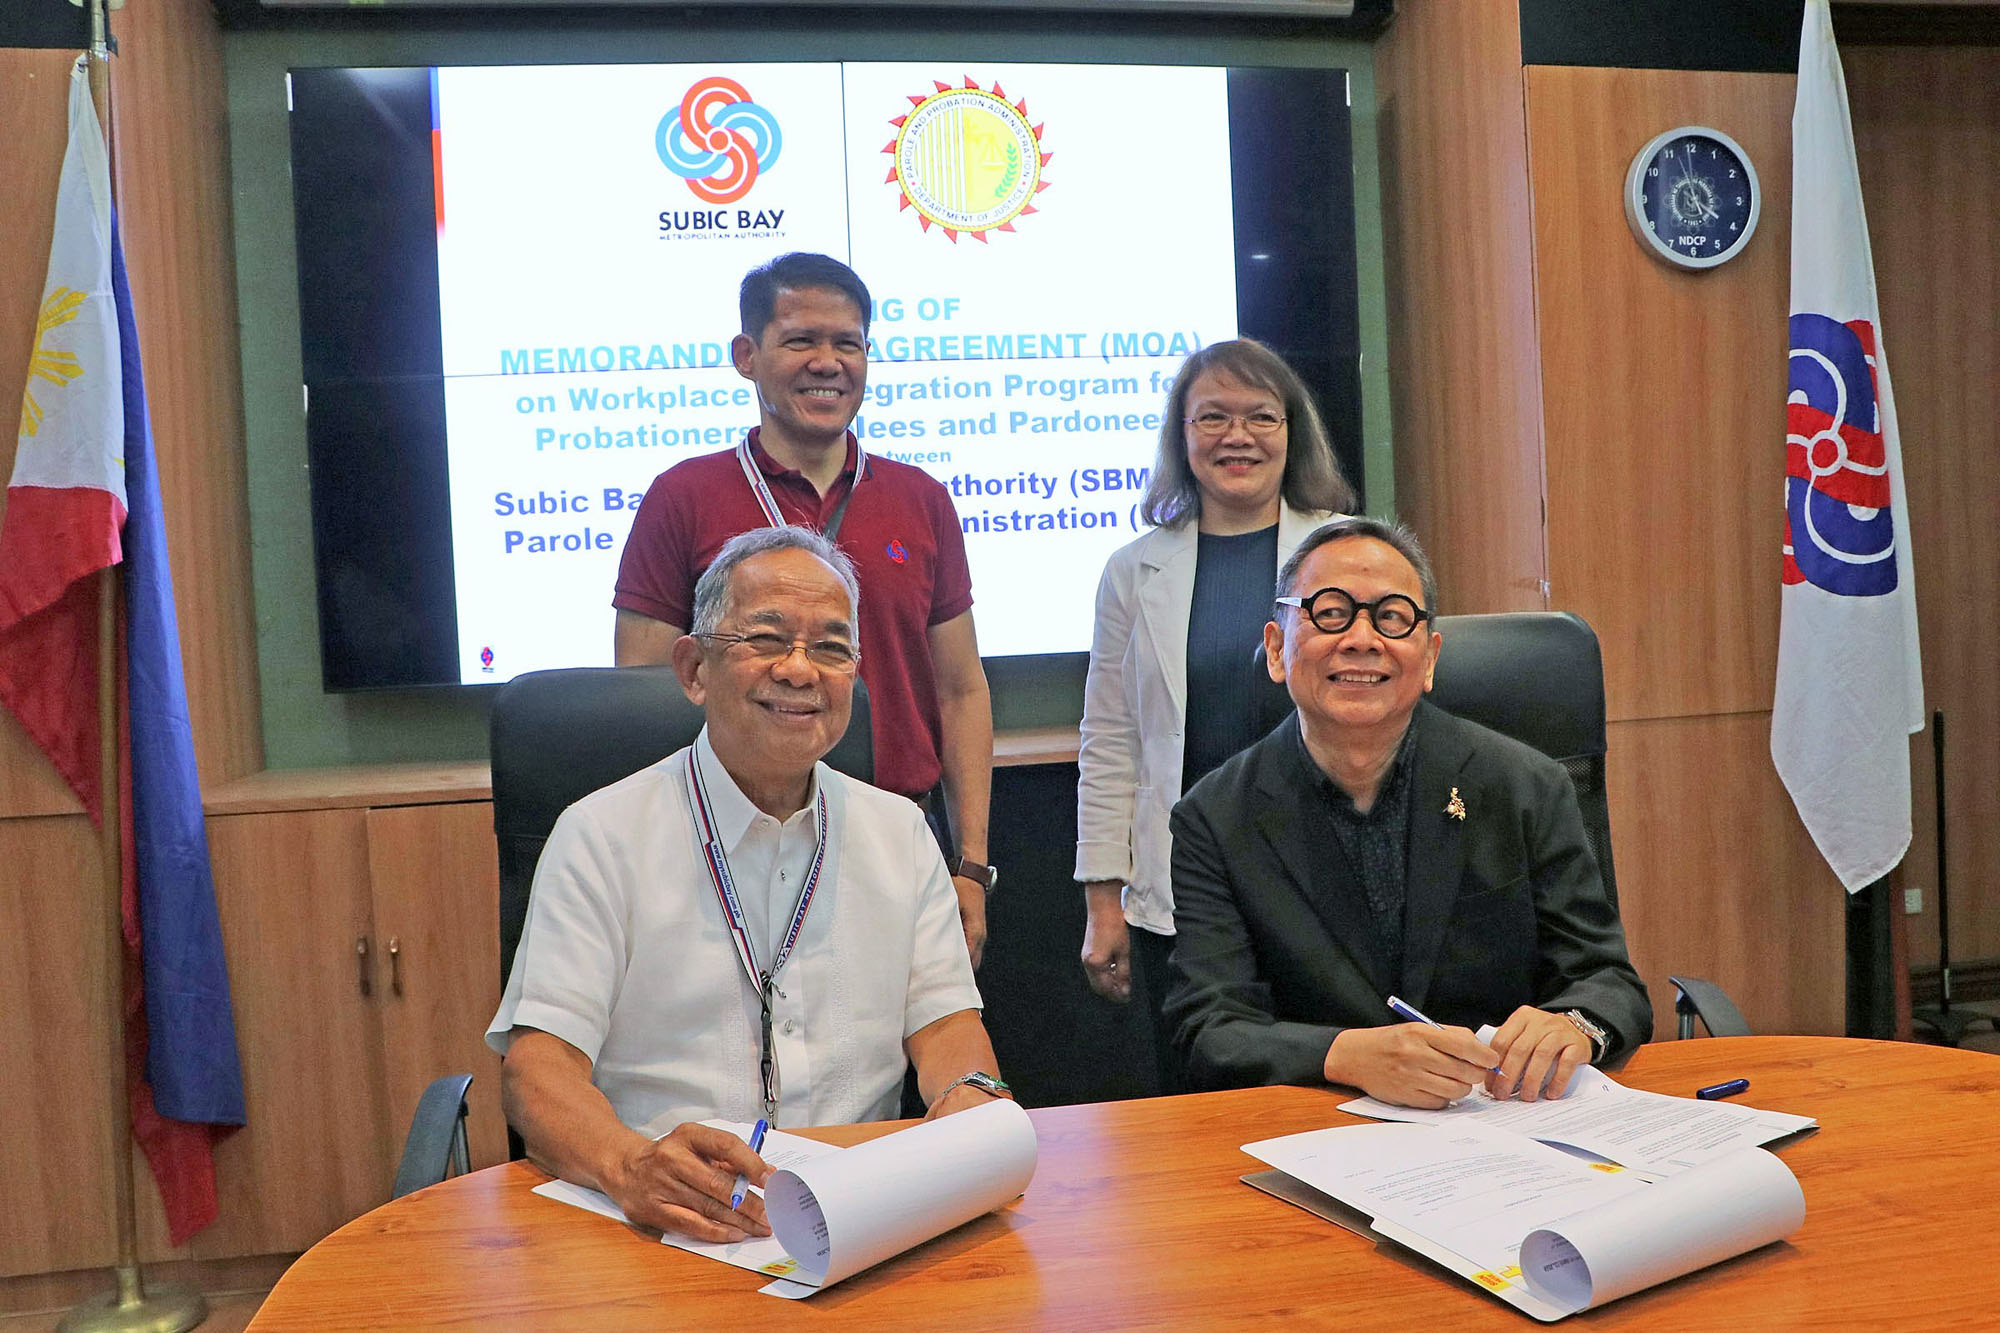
1625, 127, 1760, 269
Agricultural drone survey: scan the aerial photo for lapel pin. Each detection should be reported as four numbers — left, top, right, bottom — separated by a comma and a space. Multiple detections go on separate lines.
1444, 787, 1466, 822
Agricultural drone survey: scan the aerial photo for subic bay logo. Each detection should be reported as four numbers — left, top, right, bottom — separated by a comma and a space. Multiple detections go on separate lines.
1783, 312, 1897, 596
657, 77, 781, 204
884, 79, 1051, 243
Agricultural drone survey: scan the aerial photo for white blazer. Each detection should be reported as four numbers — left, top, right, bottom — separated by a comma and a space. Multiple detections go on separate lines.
1074, 504, 1333, 935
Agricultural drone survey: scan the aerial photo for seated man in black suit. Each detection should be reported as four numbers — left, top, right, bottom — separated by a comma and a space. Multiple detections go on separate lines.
1165, 516, 1650, 1108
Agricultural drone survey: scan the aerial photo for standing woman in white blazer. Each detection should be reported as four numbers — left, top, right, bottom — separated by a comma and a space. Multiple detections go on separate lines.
1074, 338, 1356, 1093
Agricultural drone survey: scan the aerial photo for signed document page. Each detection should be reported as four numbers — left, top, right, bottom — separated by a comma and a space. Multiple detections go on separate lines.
1242, 1122, 1804, 1320
1340, 1053, 1816, 1176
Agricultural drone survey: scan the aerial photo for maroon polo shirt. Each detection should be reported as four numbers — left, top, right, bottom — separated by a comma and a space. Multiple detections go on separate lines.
613, 429, 974, 799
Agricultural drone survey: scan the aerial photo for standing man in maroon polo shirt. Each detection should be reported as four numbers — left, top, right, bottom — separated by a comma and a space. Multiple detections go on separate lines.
613, 253, 995, 967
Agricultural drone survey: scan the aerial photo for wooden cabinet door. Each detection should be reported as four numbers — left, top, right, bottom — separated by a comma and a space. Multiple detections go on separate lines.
0, 815, 119, 1277
365, 802, 508, 1173
139, 808, 394, 1259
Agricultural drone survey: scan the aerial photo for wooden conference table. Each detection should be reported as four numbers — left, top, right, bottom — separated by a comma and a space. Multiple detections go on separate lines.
251, 1037, 1999, 1330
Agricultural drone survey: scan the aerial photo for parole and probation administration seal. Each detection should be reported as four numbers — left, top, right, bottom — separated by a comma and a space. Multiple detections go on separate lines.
884, 79, 1051, 243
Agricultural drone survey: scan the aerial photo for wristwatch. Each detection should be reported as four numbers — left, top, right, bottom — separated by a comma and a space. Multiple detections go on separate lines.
1563, 1009, 1609, 1062
952, 856, 999, 893
937, 1070, 1013, 1103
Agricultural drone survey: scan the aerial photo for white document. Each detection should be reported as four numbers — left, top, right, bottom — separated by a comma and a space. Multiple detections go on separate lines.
1518, 1145, 1804, 1314
532, 1177, 631, 1224
1243, 1122, 1804, 1321
759, 1097, 1039, 1297
530, 1120, 841, 1280
1341, 1058, 1816, 1175
1245, 1122, 1644, 1310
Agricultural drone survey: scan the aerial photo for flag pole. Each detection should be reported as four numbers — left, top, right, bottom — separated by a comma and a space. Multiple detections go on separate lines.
58, 4, 208, 1331
1911, 711, 1999, 1047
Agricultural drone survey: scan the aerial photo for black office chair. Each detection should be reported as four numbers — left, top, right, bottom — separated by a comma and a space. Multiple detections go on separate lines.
1425, 612, 1748, 1039
488, 665, 873, 990
392, 1072, 473, 1199
1667, 974, 1752, 1040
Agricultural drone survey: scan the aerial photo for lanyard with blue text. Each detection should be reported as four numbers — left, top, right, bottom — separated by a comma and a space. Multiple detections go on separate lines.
684, 747, 828, 1126
735, 437, 867, 541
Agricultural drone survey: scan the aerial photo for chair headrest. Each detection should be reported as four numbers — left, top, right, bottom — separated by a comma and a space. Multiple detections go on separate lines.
1426, 611, 1606, 762
489, 665, 873, 837
490, 667, 699, 837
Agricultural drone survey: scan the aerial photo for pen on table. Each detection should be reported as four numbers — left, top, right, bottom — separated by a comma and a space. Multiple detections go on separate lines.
728, 1118, 769, 1211
1385, 995, 1501, 1073
1696, 1078, 1750, 1101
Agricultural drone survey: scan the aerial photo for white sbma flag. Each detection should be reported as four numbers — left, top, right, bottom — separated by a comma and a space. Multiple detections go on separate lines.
1770, 0, 1924, 894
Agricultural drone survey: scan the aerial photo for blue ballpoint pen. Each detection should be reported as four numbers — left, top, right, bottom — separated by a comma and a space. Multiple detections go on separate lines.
1385, 994, 1438, 1028
729, 1118, 769, 1211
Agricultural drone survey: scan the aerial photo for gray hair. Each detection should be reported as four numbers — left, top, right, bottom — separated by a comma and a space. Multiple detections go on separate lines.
689, 526, 862, 642
1275, 516, 1439, 622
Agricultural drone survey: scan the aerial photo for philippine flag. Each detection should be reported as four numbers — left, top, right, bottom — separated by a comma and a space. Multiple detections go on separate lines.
1, 59, 126, 790
1, 58, 246, 1245
1772, 0, 1925, 893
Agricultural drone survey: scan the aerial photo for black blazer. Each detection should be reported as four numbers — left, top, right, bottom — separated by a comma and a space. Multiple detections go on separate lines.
1164, 701, 1651, 1091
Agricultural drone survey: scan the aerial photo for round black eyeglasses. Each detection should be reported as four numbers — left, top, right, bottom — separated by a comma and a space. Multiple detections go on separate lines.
1273, 587, 1430, 639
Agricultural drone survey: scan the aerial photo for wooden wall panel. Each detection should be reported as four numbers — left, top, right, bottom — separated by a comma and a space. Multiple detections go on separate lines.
1608, 712, 1847, 1039
0, 718, 79, 820
108, 0, 263, 788
0, 816, 116, 1278
366, 802, 509, 1173
1375, 2, 1549, 613
136, 808, 392, 1260
1527, 65, 1796, 723
0, 49, 94, 821
1845, 46, 2000, 971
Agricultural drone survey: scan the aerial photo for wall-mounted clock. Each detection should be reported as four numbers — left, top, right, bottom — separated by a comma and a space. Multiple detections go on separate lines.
1624, 126, 1760, 269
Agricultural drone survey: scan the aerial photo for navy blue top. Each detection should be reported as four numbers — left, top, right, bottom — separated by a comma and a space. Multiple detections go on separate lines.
1183, 524, 1282, 792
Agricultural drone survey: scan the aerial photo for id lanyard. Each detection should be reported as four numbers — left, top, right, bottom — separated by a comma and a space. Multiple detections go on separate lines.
735, 437, 866, 541
684, 748, 829, 1127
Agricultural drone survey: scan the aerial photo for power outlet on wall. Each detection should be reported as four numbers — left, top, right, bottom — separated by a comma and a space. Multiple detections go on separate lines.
1904, 887, 1924, 915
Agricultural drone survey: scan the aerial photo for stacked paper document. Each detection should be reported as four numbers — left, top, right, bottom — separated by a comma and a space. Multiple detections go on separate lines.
1243, 1121, 1806, 1320
1246, 1063, 1817, 1319
534, 1099, 1037, 1298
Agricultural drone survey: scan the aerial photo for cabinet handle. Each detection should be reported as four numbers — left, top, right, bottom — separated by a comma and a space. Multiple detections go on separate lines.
356, 935, 372, 997
387, 936, 403, 997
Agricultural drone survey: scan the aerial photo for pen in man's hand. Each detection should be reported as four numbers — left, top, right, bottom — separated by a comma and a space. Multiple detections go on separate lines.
729, 1118, 769, 1211
1385, 995, 1436, 1027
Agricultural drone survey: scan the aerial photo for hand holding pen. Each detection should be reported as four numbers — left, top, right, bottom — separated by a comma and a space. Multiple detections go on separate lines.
1321, 997, 1500, 1109
608, 1120, 772, 1245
